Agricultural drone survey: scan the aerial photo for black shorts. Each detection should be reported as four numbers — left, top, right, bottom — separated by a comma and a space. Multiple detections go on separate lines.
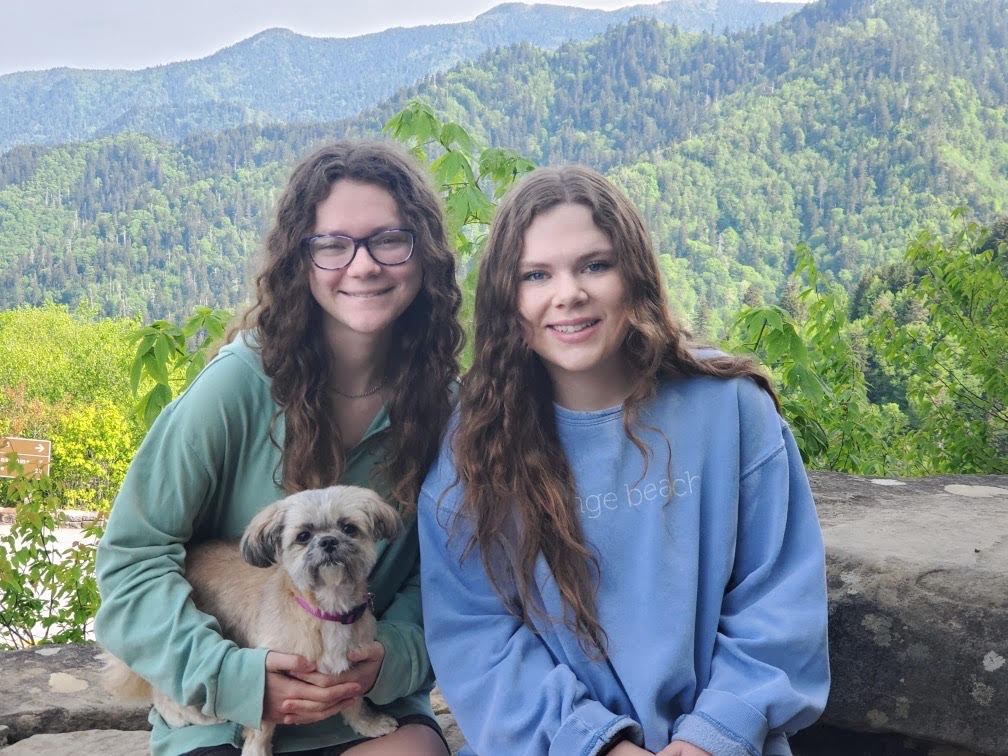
182, 714, 448, 756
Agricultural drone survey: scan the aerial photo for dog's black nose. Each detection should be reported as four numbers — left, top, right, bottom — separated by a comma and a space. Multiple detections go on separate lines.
318, 536, 338, 553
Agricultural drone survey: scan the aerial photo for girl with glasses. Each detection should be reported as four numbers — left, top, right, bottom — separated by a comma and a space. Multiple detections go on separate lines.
419, 166, 830, 755
97, 141, 461, 756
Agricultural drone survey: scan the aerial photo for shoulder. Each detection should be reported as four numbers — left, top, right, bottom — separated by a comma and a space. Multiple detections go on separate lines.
179, 334, 269, 399
655, 371, 785, 471
655, 366, 772, 414
153, 333, 274, 435
730, 375, 788, 476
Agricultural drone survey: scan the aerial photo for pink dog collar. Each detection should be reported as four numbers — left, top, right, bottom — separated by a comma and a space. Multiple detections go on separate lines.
296, 593, 374, 624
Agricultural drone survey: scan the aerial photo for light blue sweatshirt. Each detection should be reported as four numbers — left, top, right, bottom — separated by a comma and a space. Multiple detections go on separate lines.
419, 375, 829, 756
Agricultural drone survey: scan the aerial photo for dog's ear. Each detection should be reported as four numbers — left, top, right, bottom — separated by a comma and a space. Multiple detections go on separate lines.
240, 502, 286, 567
362, 490, 403, 542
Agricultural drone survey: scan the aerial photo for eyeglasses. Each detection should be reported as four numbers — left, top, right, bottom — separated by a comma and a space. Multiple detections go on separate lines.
303, 229, 415, 270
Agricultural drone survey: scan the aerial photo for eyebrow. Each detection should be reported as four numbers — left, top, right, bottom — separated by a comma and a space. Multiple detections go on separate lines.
519, 248, 615, 268
312, 224, 404, 237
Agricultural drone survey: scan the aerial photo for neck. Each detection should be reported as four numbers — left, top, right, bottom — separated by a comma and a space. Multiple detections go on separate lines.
322, 324, 390, 397
548, 355, 636, 411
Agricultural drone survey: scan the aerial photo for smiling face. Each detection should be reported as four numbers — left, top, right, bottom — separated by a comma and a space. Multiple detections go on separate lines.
517, 202, 633, 409
308, 179, 423, 352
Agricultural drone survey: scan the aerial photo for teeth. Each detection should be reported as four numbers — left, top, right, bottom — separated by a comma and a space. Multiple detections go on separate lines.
552, 321, 595, 333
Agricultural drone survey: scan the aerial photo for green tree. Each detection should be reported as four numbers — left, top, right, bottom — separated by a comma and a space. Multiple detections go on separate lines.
868, 211, 1007, 472
383, 100, 535, 366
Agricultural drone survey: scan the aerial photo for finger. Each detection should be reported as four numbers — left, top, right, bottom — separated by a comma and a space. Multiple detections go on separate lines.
346, 642, 382, 663
286, 669, 344, 687
266, 651, 316, 675
284, 680, 362, 705
282, 694, 358, 715
281, 695, 360, 724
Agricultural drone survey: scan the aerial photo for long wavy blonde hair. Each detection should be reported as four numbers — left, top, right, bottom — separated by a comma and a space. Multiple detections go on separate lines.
453, 165, 775, 653
238, 141, 463, 512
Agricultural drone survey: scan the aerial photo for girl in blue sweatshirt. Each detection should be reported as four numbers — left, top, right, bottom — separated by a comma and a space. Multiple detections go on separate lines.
418, 166, 830, 756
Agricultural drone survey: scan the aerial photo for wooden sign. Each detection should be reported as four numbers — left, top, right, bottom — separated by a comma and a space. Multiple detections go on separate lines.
0, 436, 51, 479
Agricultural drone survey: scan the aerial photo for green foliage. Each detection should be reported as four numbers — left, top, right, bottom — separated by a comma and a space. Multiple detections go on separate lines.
50, 401, 135, 513
380, 0, 1008, 330
0, 468, 101, 649
867, 212, 1007, 472
0, 95, 1006, 649
0, 304, 136, 410
729, 215, 1007, 476
728, 246, 905, 474
0, 305, 144, 515
384, 101, 534, 366
129, 306, 231, 429
3, 0, 1007, 332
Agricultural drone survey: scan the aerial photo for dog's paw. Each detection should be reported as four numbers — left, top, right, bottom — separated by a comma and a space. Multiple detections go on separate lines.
152, 690, 222, 728
240, 724, 274, 756
344, 706, 398, 738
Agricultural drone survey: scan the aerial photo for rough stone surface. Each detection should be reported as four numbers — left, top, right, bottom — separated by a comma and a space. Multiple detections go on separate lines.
431, 686, 467, 754
1, 729, 149, 755
792, 722, 983, 755
1, 474, 1006, 755
0, 641, 466, 753
0, 642, 150, 743
811, 471, 1008, 756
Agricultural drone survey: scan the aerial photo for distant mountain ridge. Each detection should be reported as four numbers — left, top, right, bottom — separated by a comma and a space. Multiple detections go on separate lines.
2, 0, 1002, 328
0, 0, 800, 152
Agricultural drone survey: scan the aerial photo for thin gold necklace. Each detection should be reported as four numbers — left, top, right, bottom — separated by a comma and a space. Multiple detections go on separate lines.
333, 378, 385, 399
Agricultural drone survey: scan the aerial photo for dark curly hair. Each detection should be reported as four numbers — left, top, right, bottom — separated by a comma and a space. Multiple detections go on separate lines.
237, 140, 463, 513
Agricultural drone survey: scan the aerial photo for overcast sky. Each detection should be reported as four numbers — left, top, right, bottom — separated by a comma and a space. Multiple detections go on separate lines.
1, 0, 692, 77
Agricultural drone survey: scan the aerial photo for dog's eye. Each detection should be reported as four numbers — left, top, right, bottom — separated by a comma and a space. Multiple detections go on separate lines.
341, 523, 359, 537
295, 530, 311, 544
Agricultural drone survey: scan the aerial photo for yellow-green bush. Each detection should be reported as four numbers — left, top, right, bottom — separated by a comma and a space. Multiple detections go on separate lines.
51, 400, 139, 513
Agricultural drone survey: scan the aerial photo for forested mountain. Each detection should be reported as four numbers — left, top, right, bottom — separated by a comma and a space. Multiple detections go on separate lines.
372, 0, 1007, 324
0, 0, 798, 152
0, 0, 1004, 328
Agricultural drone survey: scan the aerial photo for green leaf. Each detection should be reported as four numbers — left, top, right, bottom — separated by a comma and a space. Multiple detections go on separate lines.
439, 122, 475, 152
142, 352, 171, 386
128, 354, 144, 395
431, 150, 476, 186
143, 384, 173, 428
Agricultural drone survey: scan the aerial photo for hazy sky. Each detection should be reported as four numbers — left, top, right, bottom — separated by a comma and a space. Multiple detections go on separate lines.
0, 0, 687, 77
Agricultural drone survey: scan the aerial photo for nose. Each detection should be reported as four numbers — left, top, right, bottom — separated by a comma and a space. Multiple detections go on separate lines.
552, 273, 587, 308
318, 536, 338, 553
344, 240, 382, 276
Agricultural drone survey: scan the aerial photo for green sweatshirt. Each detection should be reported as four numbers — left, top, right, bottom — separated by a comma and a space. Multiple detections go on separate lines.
95, 335, 434, 755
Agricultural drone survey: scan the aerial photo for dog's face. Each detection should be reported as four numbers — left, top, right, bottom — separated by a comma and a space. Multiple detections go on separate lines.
240, 486, 402, 598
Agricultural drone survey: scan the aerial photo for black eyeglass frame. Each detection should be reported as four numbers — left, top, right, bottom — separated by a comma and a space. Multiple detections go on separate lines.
302, 228, 416, 270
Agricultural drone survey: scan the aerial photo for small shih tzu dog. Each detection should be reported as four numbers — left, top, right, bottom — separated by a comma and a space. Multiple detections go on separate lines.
103, 485, 403, 756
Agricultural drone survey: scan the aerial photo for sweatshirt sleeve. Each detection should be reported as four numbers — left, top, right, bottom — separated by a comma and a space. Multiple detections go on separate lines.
672, 386, 831, 755
418, 467, 642, 756
368, 518, 435, 705
94, 360, 269, 729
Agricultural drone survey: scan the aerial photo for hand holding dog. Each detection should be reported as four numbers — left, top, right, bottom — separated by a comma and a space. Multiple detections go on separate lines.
264, 651, 363, 725
341, 640, 386, 694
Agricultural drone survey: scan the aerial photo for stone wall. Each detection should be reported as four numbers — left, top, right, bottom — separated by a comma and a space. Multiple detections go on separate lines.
806, 472, 1007, 755
1, 473, 1005, 755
